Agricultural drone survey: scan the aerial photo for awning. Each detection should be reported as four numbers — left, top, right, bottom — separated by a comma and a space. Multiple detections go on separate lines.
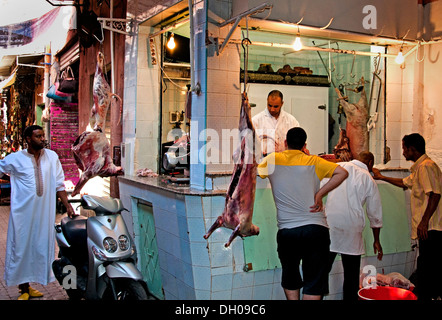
0, 71, 16, 90
0, 6, 76, 78
59, 41, 79, 71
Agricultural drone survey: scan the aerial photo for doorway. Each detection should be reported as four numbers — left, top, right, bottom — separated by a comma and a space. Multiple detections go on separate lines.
136, 200, 164, 299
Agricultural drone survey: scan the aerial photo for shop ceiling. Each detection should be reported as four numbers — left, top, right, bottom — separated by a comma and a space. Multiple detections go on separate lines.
146, 1, 440, 62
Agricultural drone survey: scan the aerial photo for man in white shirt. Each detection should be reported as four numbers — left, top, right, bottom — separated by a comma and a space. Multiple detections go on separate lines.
321, 151, 383, 300
252, 90, 299, 156
0, 125, 76, 300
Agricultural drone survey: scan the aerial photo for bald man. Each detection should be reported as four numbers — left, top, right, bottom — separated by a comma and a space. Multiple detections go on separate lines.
321, 151, 383, 300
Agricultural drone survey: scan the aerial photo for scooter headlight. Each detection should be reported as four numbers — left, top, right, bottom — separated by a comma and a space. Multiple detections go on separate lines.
103, 237, 118, 253
118, 235, 130, 251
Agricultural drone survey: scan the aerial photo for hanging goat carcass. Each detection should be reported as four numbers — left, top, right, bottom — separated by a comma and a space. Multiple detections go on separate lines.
91, 51, 122, 131
335, 77, 369, 159
333, 128, 352, 162
71, 130, 124, 196
203, 93, 260, 247
71, 52, 124, 196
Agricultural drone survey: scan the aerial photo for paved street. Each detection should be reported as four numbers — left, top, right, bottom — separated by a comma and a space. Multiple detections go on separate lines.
0, 204, 68, 300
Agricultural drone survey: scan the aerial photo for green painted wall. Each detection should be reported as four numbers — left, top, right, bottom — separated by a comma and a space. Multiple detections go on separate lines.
244, 183, 411, 272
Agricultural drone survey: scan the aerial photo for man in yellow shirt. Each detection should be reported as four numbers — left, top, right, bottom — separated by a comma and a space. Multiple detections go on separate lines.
372, 133, 441, 300
258, 127, 348, 300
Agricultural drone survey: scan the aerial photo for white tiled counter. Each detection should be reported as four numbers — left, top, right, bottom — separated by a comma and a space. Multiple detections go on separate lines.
118, 167, 417, 300
118, 175, 286, 300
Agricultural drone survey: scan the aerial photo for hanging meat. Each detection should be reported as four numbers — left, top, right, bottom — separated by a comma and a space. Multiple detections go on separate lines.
91, 51, 122, 131
71, 130, 124, 196
71, 51, 124, 196
335, 77, 369, 159
333, 128, 352, 161
203, 93, 259, 247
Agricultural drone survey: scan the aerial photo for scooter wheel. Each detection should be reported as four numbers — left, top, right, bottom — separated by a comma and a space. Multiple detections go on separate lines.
103, 278, 149, 300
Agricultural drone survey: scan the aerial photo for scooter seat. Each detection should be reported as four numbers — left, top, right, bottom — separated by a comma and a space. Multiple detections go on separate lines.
61, 215, 87, 248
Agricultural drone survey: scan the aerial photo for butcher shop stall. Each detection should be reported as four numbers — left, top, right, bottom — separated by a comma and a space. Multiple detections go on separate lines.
118, 0, 442, 300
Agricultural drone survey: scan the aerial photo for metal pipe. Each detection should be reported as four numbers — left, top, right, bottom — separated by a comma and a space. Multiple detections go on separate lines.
110, 0, 115, 93
230, 38, 398, 58
188, 0, 194, 91
219, 3, 272, 28
44, 44, 51, 141
243, 38, 435, 61
244, 17, 420, 47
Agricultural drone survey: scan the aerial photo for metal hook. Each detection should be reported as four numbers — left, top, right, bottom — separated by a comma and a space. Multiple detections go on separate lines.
329, 42, 336, 73
350, 50, 356, 78
295, 16, 304, 25
330, 58, 336, 73
416, 41, 425, 62
242, 37, 251, 92
335, 43, 344, 81
371, 53, 381, 76
320, 17, 334, 30
241, 37, 252, 51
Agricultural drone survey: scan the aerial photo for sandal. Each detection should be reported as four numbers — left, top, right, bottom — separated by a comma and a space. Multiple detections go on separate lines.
17, 293, 30, 300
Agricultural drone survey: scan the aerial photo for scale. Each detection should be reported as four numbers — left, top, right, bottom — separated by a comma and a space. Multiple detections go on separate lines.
162, 138, 190, 184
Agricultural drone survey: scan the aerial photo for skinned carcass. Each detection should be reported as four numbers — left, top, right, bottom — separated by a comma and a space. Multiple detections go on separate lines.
203, 93, 259, 247
333, 128, 352, 162
91, 52, 122, 131
71, 130, 123, 196
71, 51, 124, 196
335, 77, 369, 159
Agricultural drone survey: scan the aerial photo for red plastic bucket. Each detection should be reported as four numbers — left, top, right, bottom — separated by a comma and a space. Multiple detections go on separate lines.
358, 286, 417, 300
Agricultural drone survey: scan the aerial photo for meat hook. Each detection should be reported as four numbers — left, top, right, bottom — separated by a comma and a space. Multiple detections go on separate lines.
335, 43, 344, 81
242, 36, 252, 92
350, 50, 356, 78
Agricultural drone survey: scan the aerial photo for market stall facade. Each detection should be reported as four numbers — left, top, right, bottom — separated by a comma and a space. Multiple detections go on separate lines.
122, 0, 442, 299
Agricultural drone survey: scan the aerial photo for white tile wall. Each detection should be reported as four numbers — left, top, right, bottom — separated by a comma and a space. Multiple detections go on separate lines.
120, 174, 418, 300
383, 44, 420, 169
123, 25, 161, 174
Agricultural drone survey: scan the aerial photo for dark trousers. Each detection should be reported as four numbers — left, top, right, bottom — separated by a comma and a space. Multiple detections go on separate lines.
417, 230, 442, 300
328, 252, 361, 301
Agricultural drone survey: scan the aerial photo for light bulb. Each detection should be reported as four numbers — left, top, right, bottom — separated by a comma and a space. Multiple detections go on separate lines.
395, 50, 404, 64
167, 33, 176, 50
293, 35, 302, 51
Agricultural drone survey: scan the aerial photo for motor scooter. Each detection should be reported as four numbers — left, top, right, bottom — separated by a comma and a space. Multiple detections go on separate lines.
52, 194, 151, 300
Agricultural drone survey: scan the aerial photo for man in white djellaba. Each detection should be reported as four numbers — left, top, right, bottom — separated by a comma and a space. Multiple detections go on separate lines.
0, 125, 76, 300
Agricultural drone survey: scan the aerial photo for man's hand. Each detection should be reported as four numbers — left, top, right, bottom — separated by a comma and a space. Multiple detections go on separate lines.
56, 190, 79, 218
371, 167, 383, 180
310, 194, 323, 213
418, 192, 440, 240
66, 204, 78, 218
373, 240, 383, 261
417, 217, 429, 240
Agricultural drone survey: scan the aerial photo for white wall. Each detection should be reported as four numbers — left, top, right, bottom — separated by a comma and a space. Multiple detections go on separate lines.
123, 25, 161, 175
382, 41, 442, 170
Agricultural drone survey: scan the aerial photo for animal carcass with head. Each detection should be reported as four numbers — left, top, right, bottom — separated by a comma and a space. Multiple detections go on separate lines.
335, 77, 369, 159
203, 93, 260, 247
71, 130, 123, 196
90, 52, 122, 131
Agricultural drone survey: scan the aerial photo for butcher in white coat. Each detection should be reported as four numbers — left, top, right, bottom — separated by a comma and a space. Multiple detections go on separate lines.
0, 125, 76, 300
252, 90, 299, 156
321, 151, 383, 300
